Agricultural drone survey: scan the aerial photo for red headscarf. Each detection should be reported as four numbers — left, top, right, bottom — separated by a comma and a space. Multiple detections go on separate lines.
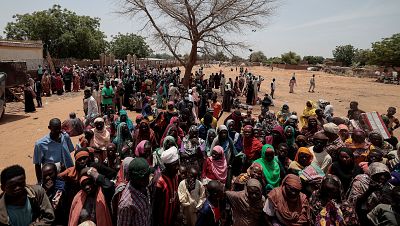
243, 125, 263, 160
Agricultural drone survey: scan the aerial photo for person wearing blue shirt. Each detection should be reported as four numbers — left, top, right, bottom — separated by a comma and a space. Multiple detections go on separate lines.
33, 118, 74, 183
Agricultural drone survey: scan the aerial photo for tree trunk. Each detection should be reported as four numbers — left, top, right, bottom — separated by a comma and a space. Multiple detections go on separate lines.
183, 41, 198, 88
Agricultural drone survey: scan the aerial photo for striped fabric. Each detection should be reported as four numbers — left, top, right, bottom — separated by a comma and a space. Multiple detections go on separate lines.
156, 174, 179, 226
117, 183, 151, 226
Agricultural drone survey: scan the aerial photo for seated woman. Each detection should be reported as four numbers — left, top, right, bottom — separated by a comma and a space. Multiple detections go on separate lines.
300, 100, 316, 128
358, 147, 387, 173
202, 145, 227, 185
347, 162, 392, 225
288, 147, 314, 175
263, 174, 310, 226
301, 116, 322, 143
161, 124, 182, 147
265, 126, 286, 151
254, 144, 281, 192
345, 129, 370, 165
309, 175, 346, 226
328, 147, 363, 192
368, 131, 393, 157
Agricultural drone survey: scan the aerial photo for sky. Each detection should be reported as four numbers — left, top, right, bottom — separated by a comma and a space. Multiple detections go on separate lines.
0, 0, 399, 58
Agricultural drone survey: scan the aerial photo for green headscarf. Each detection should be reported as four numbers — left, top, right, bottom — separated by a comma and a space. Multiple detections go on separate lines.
254, 144, 281, 189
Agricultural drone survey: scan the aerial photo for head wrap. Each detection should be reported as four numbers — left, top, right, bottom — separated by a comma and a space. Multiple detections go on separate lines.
338, 124, 349, 131
323, 123, 339, 134
79, 175, 92, 185
94, 117, 104, 123
135, 140, 148, 157
368, 162, 390, 177
217, 125, 228, 133
75, 151, 89, 160
313, 132, 329, 140
254, 144, 280, 189
208, 145, 228, 183
128, 157, 151, 180
295, 147, 314, 166
161, 146, 179, 164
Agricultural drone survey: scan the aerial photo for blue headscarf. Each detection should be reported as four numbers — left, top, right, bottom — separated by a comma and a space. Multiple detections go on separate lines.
116, 109, 134, 132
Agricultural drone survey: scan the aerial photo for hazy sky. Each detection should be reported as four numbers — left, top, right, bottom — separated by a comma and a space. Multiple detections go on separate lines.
0, 0, 399, 58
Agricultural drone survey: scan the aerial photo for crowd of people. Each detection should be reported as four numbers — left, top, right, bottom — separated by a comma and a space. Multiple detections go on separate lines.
3, 62, 400, 226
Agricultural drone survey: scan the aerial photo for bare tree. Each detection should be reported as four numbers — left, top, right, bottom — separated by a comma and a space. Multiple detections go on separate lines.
120, 0, 277, 87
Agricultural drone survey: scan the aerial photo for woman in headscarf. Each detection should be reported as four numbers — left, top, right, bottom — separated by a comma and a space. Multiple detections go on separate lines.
295, 135, 309, 148
112, 156, 134, 222
202, 145, 228, 185
154, 135, 177, 171
161, 124, 182, 147
368, 131, 393, 157
162, 116, 185, 140
23, 83, 36, 112
288, 147, 314, 175
132, 119, 158, 148
226, 119, 244, 153
324, 105, 334, 122
69, 174, 113, 226
112, 122, 133, 157
263, 174, 310, 226
277, 104, 291, 125
265, 126, 286, 151
347, 162, 392, 225
205, 129, 217, 157
338, 124, 350, 142
134, 140, 154, 166
243, 125, 264, 164
301, 116, 323, 143
224, 109, 244, 133
358, 147, 387, 173
309, 175, 346, 226
156, 80, 167, 109
284, 125, 298, 160
180, 125, 205, 170
226, 179, 265, 226
91, 117, 110, 150
115, 109, 134, 132
345, 129, 370, 165
233, 162, 266, 192
300, 100, 317, 127
328, 147, 363, 192
254, 144, 281, 191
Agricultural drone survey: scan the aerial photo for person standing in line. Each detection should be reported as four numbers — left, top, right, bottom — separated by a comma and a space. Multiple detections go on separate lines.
308, 74, 315, 93
101, 80, 114, 114
34, 78, 43, 107
270, 78, 276, 99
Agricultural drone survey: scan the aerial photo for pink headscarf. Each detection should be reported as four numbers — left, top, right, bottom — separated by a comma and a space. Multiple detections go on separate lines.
209, 145, 227, 183
135, 140, 148, 157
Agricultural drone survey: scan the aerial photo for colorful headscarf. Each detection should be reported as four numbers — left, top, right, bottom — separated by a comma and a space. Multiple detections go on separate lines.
254, 144, 281, 189
209, 145, 228, 183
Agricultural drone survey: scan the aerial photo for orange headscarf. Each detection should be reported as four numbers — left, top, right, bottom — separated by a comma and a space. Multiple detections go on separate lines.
294, 147, 313, 166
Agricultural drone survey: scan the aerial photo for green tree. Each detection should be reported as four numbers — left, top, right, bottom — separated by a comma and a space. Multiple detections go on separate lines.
231, 55, 245, 63
303, 56, 324, 65
4, 5, 107, 59
332, 44, 355, 67
353, 49, 372, 66
249, 51, 267, 62
213, 51, 229, 62
150, 53, 174, 59
109, 33, 152, 59
281, 51, 301, 65
369, 33, 400, 66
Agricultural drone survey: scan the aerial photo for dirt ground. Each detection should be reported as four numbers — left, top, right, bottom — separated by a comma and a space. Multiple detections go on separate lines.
1, 65, 399, 184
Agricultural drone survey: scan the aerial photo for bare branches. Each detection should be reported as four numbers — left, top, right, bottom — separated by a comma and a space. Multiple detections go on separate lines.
118, 0, 277, 75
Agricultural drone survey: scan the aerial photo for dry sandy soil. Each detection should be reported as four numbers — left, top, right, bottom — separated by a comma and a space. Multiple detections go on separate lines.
1, 65, 399, 183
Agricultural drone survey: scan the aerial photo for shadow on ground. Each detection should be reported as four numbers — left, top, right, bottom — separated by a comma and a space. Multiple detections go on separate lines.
0, 113, 30, 125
